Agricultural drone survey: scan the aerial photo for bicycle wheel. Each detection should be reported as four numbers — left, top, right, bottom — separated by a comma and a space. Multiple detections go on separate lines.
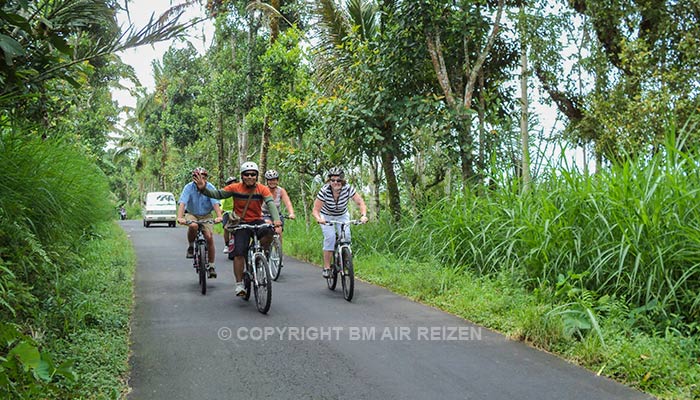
253, 253, 272, 314
340, 247, 354, 301
268, 236, 282, 281
243, 263, 252, 301
197, 242, 207, 295
326, 251, 338, 290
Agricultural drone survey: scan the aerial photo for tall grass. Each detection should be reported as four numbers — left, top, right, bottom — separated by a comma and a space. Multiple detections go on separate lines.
0, 133, 117, 398
359, 141, 700, 332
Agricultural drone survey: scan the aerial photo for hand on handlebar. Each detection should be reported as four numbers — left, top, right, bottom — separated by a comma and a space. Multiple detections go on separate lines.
177, 217, 187, 225
360, 215, 368, 224
214, 216, 223, 224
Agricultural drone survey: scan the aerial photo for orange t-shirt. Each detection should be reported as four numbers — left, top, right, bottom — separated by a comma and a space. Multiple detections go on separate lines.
222, 182, 273, 222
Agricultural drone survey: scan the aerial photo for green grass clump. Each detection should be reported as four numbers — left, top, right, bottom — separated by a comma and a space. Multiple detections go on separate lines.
0, 134, 131, 399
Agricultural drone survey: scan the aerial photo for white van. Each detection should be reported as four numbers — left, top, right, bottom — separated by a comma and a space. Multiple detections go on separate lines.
142, 192, 177, 227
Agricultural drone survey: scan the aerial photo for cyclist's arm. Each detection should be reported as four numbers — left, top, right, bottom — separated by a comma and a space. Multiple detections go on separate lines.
212, 203, 223, 222
176, 202, 187, 224
280, 188, 295, 219
312, 199, 325, 224
263, 195, 282, 225
199, 186, 235, 199
351, 192, 368, 222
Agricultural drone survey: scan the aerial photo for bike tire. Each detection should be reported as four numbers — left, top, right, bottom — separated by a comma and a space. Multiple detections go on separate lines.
243, 269, 252, 301
268, 236, 282, 281
340, 247, 354, 301
253, 253, 272, 314
326, 252, 338, 291
197, 242, 207, 295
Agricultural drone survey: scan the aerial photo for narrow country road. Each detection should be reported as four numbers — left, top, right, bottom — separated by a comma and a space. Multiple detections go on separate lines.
121, 220, 651, 400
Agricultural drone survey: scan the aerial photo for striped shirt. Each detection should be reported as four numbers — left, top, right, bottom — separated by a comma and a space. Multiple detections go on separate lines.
316, 184, 356, 216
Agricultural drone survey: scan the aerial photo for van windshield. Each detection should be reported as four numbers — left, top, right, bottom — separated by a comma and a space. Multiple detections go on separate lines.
149, 193, 176, 205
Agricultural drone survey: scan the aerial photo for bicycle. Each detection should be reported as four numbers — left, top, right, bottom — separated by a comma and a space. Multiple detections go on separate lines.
231, 223, 274, 314
186, 220, 214, 295
323, 220, 362, 302
265, 214, 291, 281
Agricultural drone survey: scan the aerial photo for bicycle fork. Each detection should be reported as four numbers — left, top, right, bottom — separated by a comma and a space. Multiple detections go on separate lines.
335, 244, 350, 275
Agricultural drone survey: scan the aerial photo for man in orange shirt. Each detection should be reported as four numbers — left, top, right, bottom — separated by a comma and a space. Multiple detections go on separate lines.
193, 161, 282, 297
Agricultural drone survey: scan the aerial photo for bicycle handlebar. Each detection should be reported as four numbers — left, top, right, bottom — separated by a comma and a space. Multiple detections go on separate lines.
183, 219, 216, 225
320, 220, 364, 226
231, 223, 276, 231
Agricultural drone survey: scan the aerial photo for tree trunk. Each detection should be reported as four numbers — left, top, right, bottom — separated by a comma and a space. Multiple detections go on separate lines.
368, 156, 380, 220
216, 109, 225, 184
425, 0, 504, 190
380, 150, 401, 222
519, 4, 531, 193
260, 115, 270, 174
238, 114, 248, 167
160, 132, 167, 190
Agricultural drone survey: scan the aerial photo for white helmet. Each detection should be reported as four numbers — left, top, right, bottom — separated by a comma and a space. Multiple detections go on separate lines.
240, 161, 259, 175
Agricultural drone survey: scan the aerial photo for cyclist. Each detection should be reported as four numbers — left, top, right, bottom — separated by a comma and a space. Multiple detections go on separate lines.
177, 167, 224, 278
262, 169, 296, 247
311, 167, 368, 278
221, 176, 238, 254
193, 162, 282, 297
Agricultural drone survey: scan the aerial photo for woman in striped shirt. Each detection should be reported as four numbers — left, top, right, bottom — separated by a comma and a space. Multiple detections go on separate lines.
312, 167, 368, 278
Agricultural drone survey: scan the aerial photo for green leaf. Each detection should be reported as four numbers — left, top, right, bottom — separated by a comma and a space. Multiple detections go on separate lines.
47, 34, 73, 56
0, 323, 22, 347
0, 34, 25, 66
8, 341, 41, 372
0, 10, 31, 32
55, 360, 77, 382
34, 358, 52, 382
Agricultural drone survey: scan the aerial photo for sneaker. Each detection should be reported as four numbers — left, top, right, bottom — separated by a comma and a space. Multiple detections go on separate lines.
222, 246, 230, 254
322, 268, 331, 278
235, 282, 247, 297
208, 266, 217, 279
186, 246, 194, 258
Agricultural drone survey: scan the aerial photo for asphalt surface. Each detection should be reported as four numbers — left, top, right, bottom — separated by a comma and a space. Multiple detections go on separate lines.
122, 220, 652, 400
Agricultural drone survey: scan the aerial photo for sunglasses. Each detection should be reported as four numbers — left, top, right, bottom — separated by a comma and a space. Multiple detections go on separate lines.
243, 172, 258, 177
330, 179, 342, 183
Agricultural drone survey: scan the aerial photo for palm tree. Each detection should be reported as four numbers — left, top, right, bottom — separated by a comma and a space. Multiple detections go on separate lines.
0, 0, 195, 111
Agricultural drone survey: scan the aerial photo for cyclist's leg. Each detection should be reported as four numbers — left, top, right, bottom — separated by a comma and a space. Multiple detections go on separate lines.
184, 213, 198, 257
320, 213, 336, 274
222, 212, 230, 247
200, 217, 216, 263
232, 228, 252, 281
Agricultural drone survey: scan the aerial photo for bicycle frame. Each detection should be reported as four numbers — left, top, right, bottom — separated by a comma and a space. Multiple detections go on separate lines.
324, 220, 361, 301
186, 220, 213, 295
231, 223, 274, 313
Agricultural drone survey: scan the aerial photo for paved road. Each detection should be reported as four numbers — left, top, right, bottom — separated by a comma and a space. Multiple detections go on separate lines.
122, 220, 651, 400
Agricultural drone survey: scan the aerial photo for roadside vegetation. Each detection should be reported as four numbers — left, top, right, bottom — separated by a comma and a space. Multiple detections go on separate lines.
0, 135, 135, 399
285, 138, 700, 400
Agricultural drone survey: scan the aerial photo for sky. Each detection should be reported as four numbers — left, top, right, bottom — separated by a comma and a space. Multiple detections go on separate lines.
113, 1, 214, 110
